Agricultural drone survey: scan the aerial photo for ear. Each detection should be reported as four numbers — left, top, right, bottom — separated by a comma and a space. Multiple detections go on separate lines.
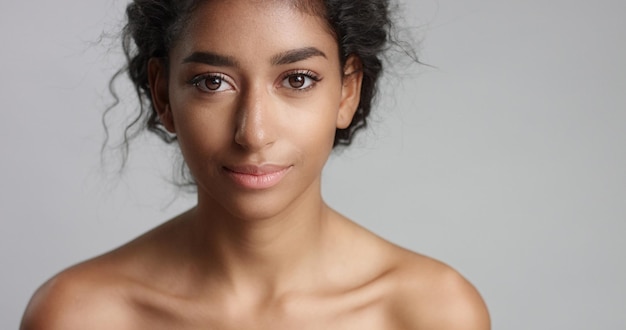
147, 57, 176, 133
336, 55, 363, 129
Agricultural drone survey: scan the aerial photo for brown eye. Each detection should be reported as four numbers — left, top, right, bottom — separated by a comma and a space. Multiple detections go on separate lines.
281, 71, 320, 90
288, 75, 306, 88
205, 76, 223, 90
191, 74, 234, 93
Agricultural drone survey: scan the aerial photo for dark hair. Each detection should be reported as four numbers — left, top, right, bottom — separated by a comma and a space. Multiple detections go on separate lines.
105, 0, 416, 183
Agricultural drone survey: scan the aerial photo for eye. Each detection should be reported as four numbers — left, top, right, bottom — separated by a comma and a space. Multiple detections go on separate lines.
281, 71, 321, 90
190, 74, 235, 93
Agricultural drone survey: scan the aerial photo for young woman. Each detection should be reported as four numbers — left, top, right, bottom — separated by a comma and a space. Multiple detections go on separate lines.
22, 0, 490, 328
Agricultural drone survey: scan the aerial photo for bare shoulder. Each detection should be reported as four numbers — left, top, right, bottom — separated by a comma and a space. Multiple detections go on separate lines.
333, 213, 490, 329
386, 249, 491, 329
20, 215, 191, 330
20, 261, 135, 330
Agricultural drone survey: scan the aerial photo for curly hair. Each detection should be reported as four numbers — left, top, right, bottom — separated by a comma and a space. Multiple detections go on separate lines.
106, 0, 415, 183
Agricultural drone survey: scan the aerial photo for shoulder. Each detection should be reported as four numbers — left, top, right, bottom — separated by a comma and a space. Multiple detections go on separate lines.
20, 261, 135, 330
20, 216, 192, 330
331, 214, 490, 329
387, 251, 491, 330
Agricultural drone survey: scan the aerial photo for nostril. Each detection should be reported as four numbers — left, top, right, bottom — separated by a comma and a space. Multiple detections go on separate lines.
234, 112, 274, 149
233, 87, 277, 149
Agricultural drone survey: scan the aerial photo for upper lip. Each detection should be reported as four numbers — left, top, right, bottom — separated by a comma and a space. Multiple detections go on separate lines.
224, 164, 291, 175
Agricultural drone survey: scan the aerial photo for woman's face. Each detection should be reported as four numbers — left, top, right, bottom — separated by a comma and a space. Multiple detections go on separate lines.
149, 0, 361, 220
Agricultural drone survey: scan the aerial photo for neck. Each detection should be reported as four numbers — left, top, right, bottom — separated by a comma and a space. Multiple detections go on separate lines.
187, 181, 332, 296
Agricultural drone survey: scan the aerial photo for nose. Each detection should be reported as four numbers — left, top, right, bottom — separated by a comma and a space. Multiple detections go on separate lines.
234, 84, 277, 150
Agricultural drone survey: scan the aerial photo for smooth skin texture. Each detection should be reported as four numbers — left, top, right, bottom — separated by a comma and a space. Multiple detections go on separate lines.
21, 1, 490, 329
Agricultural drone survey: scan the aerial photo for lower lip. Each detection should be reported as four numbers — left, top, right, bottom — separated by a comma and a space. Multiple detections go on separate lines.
224, 166, 291, 190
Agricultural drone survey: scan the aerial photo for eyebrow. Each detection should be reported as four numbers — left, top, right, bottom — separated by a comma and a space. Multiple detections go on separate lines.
182, 52, 239, 67
181, 47, 327, 67
270, 47, 327, 65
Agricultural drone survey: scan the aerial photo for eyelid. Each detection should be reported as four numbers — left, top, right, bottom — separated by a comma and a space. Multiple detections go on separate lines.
279, 69, 322, 91
189, 72, 237, 93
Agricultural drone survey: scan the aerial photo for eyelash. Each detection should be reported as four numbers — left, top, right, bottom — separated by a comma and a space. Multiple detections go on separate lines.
189, 73, 234, 93
188, 70, 322, 94
280, 70, 322, 92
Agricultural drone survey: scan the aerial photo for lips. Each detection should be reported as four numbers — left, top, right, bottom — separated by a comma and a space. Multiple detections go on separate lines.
223, 164, 292, 190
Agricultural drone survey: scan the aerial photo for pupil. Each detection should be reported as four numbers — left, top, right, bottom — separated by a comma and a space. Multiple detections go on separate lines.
206, 77, 222, 90
289, 75, 305, 88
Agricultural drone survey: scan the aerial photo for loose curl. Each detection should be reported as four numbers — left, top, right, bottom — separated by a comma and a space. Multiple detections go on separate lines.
105, 0, 416, 184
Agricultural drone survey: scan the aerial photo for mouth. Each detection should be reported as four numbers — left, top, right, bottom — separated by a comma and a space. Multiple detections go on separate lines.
223, 164, 292, 190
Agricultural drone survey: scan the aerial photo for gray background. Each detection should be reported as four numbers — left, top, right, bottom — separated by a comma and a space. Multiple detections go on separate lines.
1, 0, 625, 328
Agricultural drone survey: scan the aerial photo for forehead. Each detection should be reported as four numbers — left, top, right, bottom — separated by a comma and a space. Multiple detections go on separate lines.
170, 0, 337, 65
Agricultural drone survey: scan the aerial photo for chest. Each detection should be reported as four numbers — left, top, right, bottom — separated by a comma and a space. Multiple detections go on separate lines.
131, 294, 398, 329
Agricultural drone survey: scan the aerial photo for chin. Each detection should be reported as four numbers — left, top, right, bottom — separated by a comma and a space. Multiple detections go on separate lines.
219, 194, 298, 222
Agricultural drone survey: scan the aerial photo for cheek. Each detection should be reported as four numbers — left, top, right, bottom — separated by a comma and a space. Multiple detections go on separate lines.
283, 93, 341, 155
169, 99, 235, 161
